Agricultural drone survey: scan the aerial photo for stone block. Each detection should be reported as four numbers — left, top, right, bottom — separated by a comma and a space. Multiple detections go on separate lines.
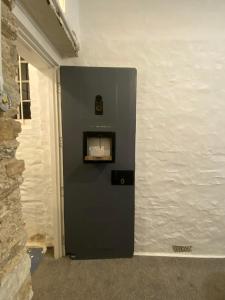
0, 136, 19, 163
0, 118, 21, 143
6, 159, 25, 177
0, 0, 32, 298
16, 275, 33, 300
0, 253, 32, 300
1, 1, 17, 41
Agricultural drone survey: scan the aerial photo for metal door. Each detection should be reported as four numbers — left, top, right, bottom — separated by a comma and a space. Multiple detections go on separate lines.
61, 66, 136, 259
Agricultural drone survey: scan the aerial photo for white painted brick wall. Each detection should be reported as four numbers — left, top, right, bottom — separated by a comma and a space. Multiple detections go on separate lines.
16, 64, 54, 246
64, 0, 225, 255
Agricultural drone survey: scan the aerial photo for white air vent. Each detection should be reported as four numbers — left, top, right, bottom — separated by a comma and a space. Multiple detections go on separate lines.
172, 245, 192, 253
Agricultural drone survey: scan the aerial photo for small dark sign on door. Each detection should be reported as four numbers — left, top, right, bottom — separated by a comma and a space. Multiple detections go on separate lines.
95, 95, 103, 115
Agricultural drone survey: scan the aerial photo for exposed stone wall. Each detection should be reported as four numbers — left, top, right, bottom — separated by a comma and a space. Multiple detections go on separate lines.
0, 0, 32, 299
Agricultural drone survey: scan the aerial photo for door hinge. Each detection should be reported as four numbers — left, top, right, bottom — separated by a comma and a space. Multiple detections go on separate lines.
60, 185, 64, 198
57, 82, 61, 96
59, 136, 63, 148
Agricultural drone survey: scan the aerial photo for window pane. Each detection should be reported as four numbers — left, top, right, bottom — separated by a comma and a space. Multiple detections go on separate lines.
22, 83, 30, 100
23, 102, 31, 119
21, 63, 29, 81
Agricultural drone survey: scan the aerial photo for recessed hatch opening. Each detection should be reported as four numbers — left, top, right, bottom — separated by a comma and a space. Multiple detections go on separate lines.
83, 132, 115, 163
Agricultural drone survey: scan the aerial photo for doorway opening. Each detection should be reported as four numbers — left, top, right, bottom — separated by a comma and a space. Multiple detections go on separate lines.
15, 38, 63, 261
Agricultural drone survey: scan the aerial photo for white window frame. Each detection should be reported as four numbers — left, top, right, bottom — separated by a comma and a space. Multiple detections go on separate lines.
16, 56, 32, 120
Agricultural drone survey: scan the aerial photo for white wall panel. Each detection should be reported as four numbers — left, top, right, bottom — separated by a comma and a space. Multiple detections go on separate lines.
62, 0, 225, 256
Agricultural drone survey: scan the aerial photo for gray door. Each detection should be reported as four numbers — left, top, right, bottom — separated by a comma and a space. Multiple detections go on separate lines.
61, 66, 136, 259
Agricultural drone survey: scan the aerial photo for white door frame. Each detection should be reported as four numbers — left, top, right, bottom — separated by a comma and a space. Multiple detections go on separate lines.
50, 65, 65, 259
14, 9, 65, 258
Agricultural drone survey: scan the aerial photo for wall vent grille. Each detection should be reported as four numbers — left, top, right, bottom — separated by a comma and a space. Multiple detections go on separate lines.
172, 245, 192, 253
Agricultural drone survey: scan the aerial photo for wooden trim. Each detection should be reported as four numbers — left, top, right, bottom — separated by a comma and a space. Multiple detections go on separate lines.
49, 67, 64, 258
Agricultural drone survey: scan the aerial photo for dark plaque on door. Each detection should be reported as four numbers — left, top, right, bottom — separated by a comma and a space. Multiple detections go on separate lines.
95, 95, 103, 115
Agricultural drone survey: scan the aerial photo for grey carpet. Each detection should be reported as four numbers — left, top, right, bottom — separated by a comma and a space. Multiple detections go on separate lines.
32, 255, 225, 300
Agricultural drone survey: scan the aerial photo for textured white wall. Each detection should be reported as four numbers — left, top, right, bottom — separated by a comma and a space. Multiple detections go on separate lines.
63, 0, 225, 256
17, 64, 54, 246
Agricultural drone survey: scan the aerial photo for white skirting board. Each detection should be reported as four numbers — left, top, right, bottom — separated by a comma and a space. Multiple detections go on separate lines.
134, 252, 225, 259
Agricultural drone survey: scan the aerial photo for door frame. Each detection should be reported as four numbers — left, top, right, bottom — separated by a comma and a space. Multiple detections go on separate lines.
15, 15, 65, 258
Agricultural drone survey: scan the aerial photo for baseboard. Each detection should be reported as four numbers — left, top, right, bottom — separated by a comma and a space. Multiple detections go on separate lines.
134, 251, 225, 259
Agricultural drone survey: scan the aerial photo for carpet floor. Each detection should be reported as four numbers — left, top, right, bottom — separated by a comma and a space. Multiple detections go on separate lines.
32, 255, 225, 300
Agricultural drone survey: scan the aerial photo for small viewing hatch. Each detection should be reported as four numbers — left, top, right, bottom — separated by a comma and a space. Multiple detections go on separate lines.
83, 132, 115, 163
